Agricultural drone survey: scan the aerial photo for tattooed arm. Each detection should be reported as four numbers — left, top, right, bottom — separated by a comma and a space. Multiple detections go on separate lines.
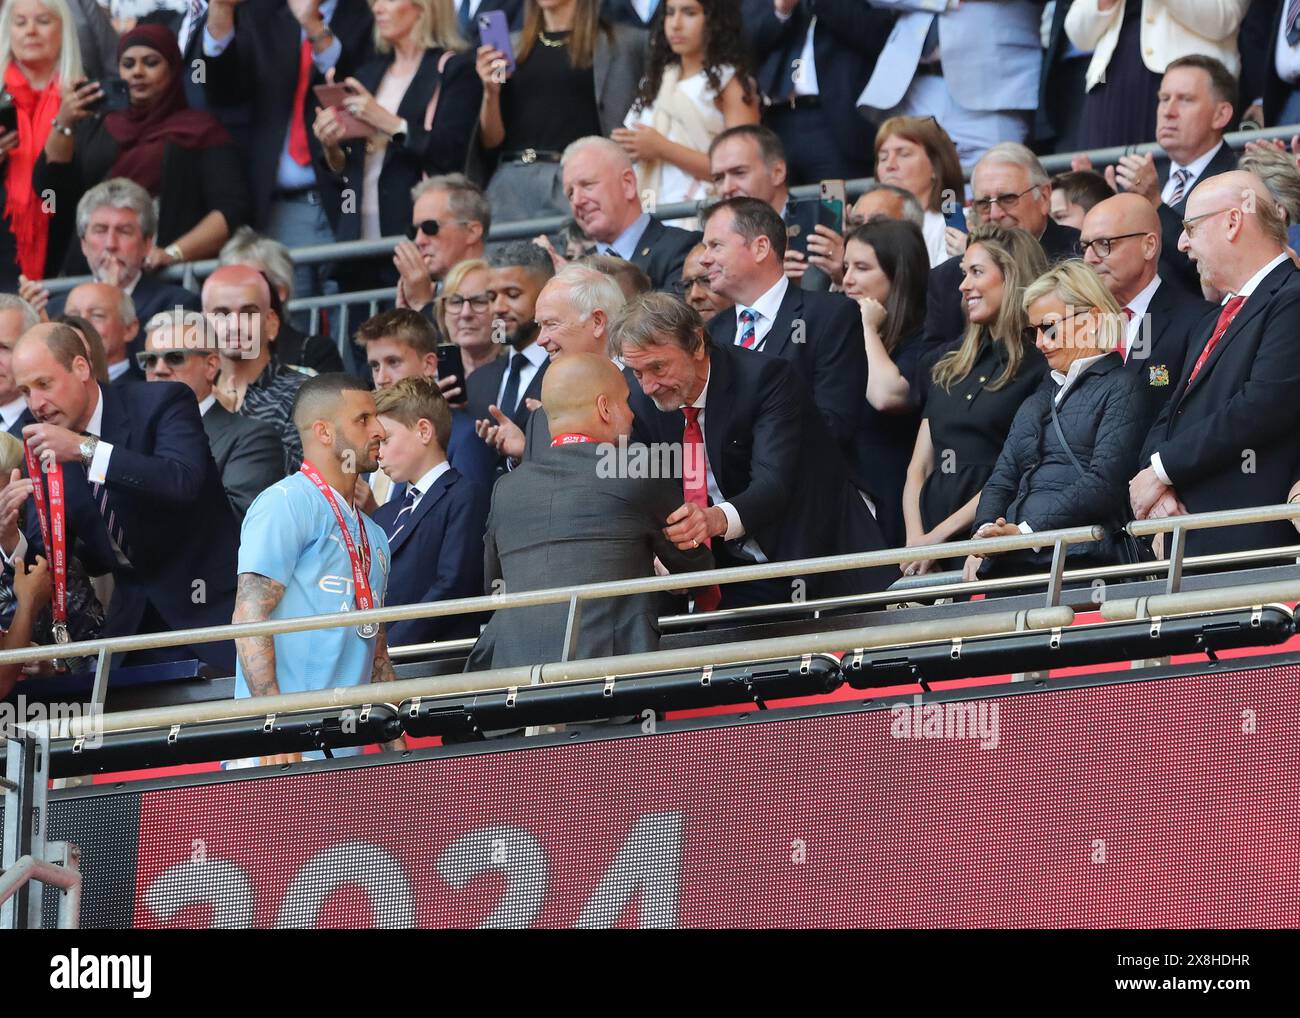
232, 571, 287, 698
371, 625, 407, 752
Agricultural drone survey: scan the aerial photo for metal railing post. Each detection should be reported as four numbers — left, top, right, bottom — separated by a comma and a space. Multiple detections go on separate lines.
1045, 538, 1068, 607
1165, 524, 1188, 595
561, 594, 584, 663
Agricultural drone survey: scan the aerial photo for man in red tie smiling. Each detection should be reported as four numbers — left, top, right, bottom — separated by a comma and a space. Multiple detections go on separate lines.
1131, 170, 1300, 557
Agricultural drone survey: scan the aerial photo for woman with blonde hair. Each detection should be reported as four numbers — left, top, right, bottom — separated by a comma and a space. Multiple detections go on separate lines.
963, 259, 1155, 581
438, 257, 500, 376
873, 115, 967, 267
900, 224, 1048, 574
0, 0, 82, 289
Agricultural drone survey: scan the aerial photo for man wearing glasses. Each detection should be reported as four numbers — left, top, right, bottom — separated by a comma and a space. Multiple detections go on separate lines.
675, 245, 732, 323
392, 175, 490, 316
925, 143, 1081, 353
140, 315, 284, 522
1079, 193, 1211, 420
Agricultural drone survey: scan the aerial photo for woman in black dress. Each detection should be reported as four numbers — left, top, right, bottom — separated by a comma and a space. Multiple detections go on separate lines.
841, 217, 929, 548
900, 224, 1048, 576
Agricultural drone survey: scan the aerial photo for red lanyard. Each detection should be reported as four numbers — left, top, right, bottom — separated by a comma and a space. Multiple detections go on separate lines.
299, 460, 374, 613
22, 444, 67, 638
550, 433, 596, 446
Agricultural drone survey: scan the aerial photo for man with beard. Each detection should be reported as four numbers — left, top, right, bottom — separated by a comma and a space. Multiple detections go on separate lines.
466, 242, 554, 461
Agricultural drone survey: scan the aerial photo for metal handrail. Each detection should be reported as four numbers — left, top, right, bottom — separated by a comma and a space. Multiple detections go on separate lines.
34, 122, 1300, 297
0, 848, 81, 929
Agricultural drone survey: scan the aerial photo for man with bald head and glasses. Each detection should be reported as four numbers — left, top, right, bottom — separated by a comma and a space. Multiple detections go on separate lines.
392, 175, 490, 317
1080, 192, 1211, 420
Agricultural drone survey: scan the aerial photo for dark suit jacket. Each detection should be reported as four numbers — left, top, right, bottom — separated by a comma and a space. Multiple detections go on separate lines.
1124, 276, 1211, 422
465, 346, 548, 430
316, 47, 482, 242
630, 341, 895, 599
466, 443, 712, 669
19, 382, 239, 670
274, 322, 345, 375
446, 407, 499, 490
924, 218, 1081, 356
707, 282, 866, 474
1140, 258, 1300, 555
5, 408, 33, 440
626, 217, 700, 293
202, 0, 376, 225
601, 0, 657, 28
743, 0, 893, 168
372, 466, 490, 647
48, 275, 201, 336
1154, 141, 1238, 295
203, 402, 285, 521
459, 0, 525, 42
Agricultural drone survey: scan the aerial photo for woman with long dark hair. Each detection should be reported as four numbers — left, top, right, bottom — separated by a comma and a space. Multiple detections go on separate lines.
611, 0, 756, 216
473, 0, 645, 222
36, 23, 251, 268
841, 217, 928, 547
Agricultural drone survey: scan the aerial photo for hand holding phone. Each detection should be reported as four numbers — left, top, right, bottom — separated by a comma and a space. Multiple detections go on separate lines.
477, 11, 517, 78
312, 83, 375, 140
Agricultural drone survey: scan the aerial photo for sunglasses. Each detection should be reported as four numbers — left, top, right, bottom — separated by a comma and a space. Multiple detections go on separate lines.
407, 220, 441, 240
137, 350, 199, 371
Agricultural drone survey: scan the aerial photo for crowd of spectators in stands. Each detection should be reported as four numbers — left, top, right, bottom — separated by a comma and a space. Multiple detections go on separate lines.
6, 0, 1300, 734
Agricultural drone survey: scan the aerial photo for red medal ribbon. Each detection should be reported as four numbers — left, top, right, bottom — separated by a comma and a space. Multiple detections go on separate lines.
22, 444, 67, 629
550, 433, 597, 446
299, 460, 375, 614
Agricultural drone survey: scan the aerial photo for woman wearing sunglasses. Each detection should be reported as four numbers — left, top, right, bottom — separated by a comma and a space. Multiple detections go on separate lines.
963, 260, 1154, 583
900, 223, 1047, 576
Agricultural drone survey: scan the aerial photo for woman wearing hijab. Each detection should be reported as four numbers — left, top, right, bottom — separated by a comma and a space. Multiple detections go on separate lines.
0, 0, 83, 289
36, 23, 251, 269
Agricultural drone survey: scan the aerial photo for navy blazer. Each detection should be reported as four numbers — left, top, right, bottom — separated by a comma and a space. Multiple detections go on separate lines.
371, 466, 490, 647
446, 407, 498, 491
19, 381, 239, 670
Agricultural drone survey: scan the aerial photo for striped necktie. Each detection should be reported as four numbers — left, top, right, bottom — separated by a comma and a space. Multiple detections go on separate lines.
1288, 0, 1300, 46
91, 478, 130, 563
737, 308, 758, 349
1167, 168, 1191, 208
387, 486, 420, 541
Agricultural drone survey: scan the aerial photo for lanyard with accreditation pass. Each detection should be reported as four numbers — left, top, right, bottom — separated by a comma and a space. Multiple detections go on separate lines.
299, 460, 380, 640
22, 444, 69, 643
550, 433, 596, 446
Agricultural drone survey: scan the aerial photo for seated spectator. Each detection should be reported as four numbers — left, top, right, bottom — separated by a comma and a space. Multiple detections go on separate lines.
1066, 0, 1248, 151
561, 135, 700, 292
872, 115, 967, 268
393, 173, 490, 314
580, 252, 651, 300
2, 322, 239, 670
612, 0, 757, 220
1133, 170, 1300, 557
858, 0, 1041, 166
437, 257, 500, 376
0, 0, 82, 290
676, 242, 731, 322
22, 179, 202, 325
700, 197, 865, 463
902, 225, 1048, 576
560, 217, 596, 260
472, 0, 645, 222
355, 307, 497, 497
616, 293, 895, 607
848, 183, 926, 230
141, 312, 285, 521
37, 25, 252, 266
964, 260, 1150, 582
926, 143, 1079, 357
62, 281, 139, 385
54, 312, 109, 384
202, 265, 309, 472
232, 375, 403, 761
841, 218, 929, 548
466, 240, 554, 435
218, 227, 345, 375
0, 295, 40, 437
468, 352, 712, 668
313, 0, 482, 292
372, 376, 490, 647
1049, 170, 1115, 230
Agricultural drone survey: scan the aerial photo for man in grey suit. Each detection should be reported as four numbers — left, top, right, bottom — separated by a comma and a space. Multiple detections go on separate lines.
467, 354, 712, 670
857, 0, 1042, 166
141, 315, 284, 521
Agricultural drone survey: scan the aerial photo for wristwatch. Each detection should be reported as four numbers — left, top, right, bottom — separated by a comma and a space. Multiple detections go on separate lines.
390, 118, 409, 146
164, 243, 184, 263
78, 434, 98, 467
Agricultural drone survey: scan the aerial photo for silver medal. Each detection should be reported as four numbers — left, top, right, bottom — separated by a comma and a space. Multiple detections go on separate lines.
356, 622, 379, 639
52, 622, 70, 644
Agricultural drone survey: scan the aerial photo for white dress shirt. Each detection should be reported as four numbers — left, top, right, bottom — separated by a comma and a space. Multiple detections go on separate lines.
1150, 251, 1290, 484
732, 274, 789, 352
198, 393, 217, 417
1277, 4, 1300, 85
178, 0, 209, 54
495, 341, 549, 413
690, 370, 766, 562
1121, 272, 1163, 359
1160, 140, 1225, 208
0, 395, 27, 433
405, 460, 451, 510
1051, 352, 1107, 404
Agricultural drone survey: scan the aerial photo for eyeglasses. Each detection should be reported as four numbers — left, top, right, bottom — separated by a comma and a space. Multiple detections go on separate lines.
136, 350, 199, 371
444, 294, 491, 313
673, 275, 711, 295
1033, 311, 1089, 343
1077, 232, 1148, 259
1181, 207, 1237, 239
972, 185, 1040, 217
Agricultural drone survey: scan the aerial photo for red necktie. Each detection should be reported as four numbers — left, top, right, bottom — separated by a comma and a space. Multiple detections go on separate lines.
288, 38, 313, 167
682, 407, 721, 612
1118, 306, 1132, 360
1187, 295, 1246, 384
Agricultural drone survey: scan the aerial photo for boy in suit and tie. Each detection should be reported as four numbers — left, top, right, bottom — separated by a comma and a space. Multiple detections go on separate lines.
372, 378, 490, 648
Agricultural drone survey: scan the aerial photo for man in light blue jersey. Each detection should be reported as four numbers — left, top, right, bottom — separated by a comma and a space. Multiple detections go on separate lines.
232, 372, 401, 765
